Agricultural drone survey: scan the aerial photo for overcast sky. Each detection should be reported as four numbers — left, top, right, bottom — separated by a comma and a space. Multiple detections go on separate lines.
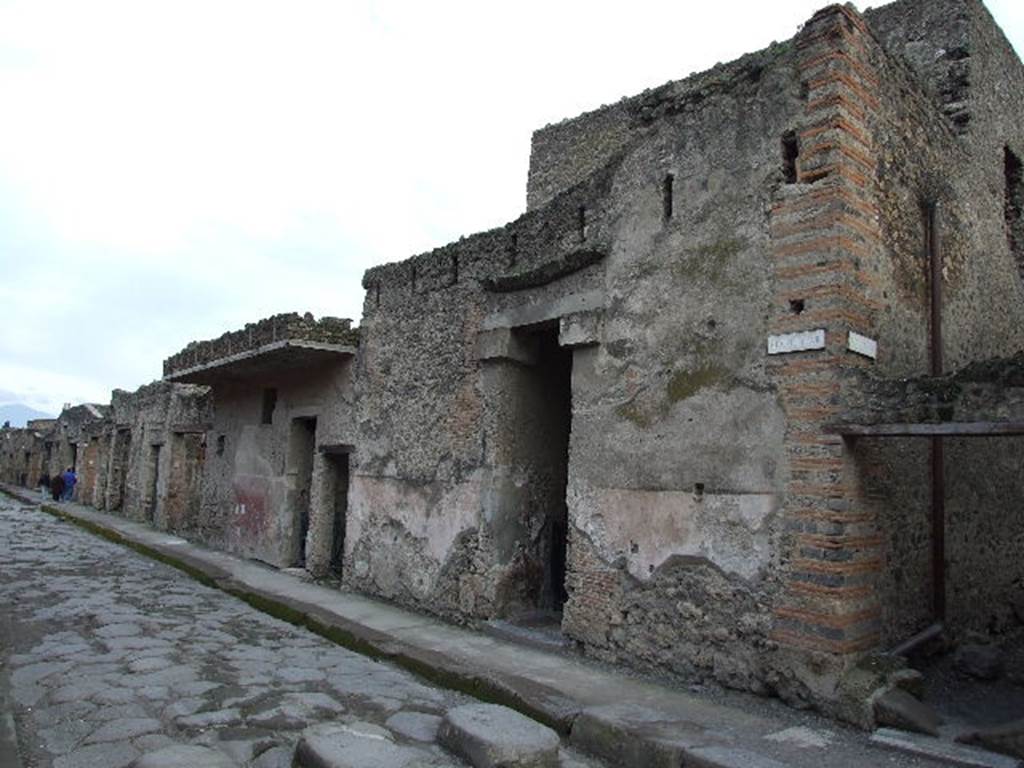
1, 0, 1021, 415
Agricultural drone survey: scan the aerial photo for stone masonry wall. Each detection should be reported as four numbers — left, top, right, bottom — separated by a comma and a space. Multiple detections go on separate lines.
0, 427, 45, 488
101, 381, 212, 535
198, 361, 355, 570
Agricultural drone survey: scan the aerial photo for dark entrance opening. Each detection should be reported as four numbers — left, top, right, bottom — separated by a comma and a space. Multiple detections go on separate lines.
532, 328, 572, 613
109, 429, 131, 511
145, 444, 161, 522
324, 451, 350, 575
287, 417, 317, 567
500, 323, 572, 616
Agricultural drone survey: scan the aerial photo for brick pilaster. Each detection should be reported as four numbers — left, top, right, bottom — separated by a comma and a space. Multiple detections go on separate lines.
770, 5, 885, 656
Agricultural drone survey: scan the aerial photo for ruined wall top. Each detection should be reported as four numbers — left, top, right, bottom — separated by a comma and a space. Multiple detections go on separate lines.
525, 41, 791, 211
837, 353, 1024, 427
162, 313, 359, 379
526, 0, 1023, 210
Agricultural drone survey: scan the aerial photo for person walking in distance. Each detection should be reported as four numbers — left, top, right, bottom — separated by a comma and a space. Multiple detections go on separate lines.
49, 472, 64, 502
61, 466, 77, 502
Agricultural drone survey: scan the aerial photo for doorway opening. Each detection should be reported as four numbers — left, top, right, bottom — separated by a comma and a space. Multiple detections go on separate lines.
287, 417, 317, 567
109, 429, 131, 511
321, 448, 351, 576
496, 323, 572, 621
167, 432, 204, 532
532, 327, 572, 614
145, 444, 161, 522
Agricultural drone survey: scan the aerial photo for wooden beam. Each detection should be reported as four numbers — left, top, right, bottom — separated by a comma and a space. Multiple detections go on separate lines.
828, 422, 1024, 437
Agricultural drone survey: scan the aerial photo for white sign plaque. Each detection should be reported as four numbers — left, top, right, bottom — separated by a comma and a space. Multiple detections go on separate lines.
847, 331, 878, 360
767, 329, 826, 355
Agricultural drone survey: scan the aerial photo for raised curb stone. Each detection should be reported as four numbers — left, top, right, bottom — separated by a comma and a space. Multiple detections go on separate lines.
438, 703, 559, 768
871, 728, 1021, 768
568, 704, 708, 768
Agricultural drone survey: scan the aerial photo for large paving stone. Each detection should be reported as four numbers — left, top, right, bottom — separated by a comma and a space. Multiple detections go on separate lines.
438, 703, 559, 768
131, 744, 237, 767
85, 717, 163, 744
294, 721, 447, 768
55, 741, 140, 768
386, 711, 442, 743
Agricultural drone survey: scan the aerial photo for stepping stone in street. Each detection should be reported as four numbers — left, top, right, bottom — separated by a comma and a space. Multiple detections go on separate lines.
438, 703, 559, 768
386, 711, 442, 743
131, 744, 237, 767
294, 721, 447, 768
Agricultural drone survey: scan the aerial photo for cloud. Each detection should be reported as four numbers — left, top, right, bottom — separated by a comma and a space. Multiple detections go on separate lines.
0, 0, 1021, 411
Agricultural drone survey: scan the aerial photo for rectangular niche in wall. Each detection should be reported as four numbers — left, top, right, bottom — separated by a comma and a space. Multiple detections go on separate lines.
1005, 146, 1024, 280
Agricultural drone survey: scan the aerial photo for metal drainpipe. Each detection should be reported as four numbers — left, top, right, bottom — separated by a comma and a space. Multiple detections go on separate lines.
926, 201, 946, 623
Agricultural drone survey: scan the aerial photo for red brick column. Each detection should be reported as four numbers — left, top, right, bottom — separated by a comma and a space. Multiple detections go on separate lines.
769, 5, 886, 659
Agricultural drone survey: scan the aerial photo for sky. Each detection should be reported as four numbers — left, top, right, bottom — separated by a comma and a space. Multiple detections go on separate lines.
1, 1, 1022, 415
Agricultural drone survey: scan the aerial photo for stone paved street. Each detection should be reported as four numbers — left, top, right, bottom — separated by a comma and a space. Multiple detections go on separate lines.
0, 496, 600, 768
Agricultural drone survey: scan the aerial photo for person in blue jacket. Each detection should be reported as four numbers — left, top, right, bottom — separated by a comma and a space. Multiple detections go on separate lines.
61, 467, 77, 502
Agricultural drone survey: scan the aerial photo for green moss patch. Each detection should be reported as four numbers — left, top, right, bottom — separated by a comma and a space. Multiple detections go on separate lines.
667, 365, 731, 402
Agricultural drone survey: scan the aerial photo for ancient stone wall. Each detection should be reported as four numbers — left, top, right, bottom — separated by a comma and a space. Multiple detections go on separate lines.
100, 382, 212, 535
197, 361, 356, 571
352, 30, 801, 699
842, 0, 1024, 648
351, 175, 612, 620
0, 427, 45, 488
349, 0, 1024, 717
2, 0, 1020, 727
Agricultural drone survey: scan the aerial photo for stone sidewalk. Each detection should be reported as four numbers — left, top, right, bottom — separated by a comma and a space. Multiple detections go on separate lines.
0, 485, 982, 768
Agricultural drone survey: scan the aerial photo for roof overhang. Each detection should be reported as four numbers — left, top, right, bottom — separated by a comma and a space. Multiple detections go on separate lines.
164, 339, 356, 385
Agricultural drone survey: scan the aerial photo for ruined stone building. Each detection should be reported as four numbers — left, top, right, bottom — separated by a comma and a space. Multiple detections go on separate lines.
3, 0, 1023, 725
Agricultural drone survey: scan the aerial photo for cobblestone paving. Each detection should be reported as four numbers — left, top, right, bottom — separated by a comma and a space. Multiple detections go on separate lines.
0, 498, 601, 767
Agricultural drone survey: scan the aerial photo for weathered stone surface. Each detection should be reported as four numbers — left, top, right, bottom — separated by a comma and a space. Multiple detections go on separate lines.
251, 744, 295, 768
3, 0, 1024, 725
872, 728, 1021, 768
873, 688, 940, 736
568, 704, 707, 768
956, 644, 1006, 681
0, 499, 470, 768
131, 744, 237, 768
959, 717, 1024, 761
293, 722, 446, 768
85, 717, 162, 744
438, 704, 559, 768
174, 708, 243, 730
386, 711, 442, 743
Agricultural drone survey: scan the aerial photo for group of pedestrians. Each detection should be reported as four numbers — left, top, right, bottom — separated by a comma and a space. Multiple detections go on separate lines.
37, 467, 77, 502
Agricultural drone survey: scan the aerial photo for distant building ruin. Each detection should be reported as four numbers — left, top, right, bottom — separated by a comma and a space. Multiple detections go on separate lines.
3, 0, 1023, 724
